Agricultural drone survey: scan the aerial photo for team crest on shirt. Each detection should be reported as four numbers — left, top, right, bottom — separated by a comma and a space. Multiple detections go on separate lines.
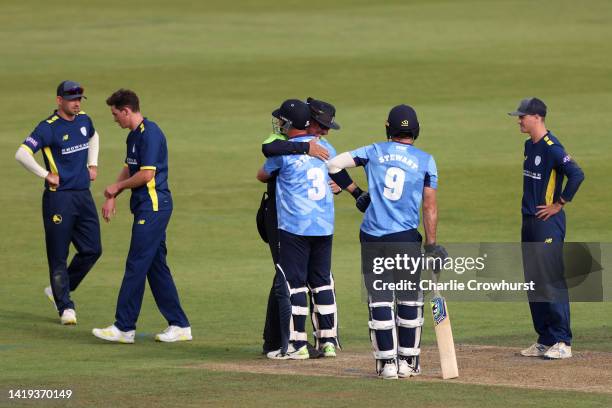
80, 127, 87, 137
534, 155, 541, 166
52, 214, 62, 224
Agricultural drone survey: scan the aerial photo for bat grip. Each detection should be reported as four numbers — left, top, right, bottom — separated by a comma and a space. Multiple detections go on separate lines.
431, 269, 442, 298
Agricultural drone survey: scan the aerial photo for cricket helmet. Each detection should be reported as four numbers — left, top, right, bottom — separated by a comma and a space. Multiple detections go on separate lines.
272, 99, 311, 133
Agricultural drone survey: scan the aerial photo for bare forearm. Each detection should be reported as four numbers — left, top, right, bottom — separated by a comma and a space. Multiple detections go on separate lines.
117, 170, 153, 191
422, 187, 438, 245
117, 166, 130, 182
423, 206, 437, 245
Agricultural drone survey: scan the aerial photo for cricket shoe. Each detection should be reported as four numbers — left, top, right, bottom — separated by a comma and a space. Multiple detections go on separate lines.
520, 343, 550, 357
44, 286, 58, 311
398, 356, 421, 378
543, 342, 572, 359
266, 344, 310, 360
320, 342, 336, 358
155, 326, 192, 342
378, 359, 398, 380
60, 309, 77, 325
92, 325, 135, 344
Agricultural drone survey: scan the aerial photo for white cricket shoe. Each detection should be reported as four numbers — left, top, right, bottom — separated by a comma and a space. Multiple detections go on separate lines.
155, 326, 193, 342
378, 359, 398, 380
266, 344, 309, 360
520, 343, 550, 357
320, 342, 336, 357
60, 309, 77, 325
92, 325, 135, 344
398, 357, 421, 378
544, 342, 572, 359
44, 286, 58, 311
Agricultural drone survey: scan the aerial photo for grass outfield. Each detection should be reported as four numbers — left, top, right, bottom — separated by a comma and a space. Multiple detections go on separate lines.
1, 0, 611, 406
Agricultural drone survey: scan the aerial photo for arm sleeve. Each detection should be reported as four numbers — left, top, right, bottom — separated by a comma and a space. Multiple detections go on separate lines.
327, 152, 356, 174
327, 152, 357, 189
88, 131, 99, 166
551, 145, 584, 202
262, 137, 309, 158
15, 146, 49, 178
424, 156, 438, 189
139, 130, 161, 170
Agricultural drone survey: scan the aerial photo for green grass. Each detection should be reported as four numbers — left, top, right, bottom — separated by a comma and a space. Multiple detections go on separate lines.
1, 0, 612, 406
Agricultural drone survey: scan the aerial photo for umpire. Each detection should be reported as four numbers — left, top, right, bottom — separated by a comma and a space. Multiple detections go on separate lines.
15, 81, 102, 325
509, 97, 584, 359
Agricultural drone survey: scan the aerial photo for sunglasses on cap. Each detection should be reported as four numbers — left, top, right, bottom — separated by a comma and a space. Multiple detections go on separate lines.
62, 87, 84, 96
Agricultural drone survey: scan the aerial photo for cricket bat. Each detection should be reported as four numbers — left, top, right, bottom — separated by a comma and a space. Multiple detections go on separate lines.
430, 271, 459, 379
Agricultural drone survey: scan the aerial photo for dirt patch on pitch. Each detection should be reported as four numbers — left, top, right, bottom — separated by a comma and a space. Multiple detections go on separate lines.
184, 345, 612, 394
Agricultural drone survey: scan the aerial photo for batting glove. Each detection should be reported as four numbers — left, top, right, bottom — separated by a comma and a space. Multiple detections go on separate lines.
424, 243, 449, 271
351, 187, 370, 213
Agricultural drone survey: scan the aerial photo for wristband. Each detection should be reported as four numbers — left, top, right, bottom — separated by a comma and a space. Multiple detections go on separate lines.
351, 187, 364, 199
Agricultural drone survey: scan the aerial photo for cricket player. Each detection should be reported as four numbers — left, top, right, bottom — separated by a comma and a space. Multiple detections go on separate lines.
327, 104, 446, 379
509, 97, 584, 359
15, 80, 102, 325
256, 99, 339, 359
259, 98, 332, 357
258, 97, 365, 357
92, 89, 191, 344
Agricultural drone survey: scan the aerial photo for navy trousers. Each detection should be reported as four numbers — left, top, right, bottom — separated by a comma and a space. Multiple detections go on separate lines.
360, 229, 423, 359
114, 210, 189, 332
521, 212, 572, 346
42, 190, 102, 314
277, 230, 335, 351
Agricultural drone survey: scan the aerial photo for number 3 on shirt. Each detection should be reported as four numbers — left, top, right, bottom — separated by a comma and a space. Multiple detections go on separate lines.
383, 167, 405, 201
307, 168, 326, 201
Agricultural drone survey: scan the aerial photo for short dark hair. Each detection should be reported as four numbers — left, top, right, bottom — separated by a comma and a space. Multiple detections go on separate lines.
106, 89, 140, 112
394, 131, 415, 139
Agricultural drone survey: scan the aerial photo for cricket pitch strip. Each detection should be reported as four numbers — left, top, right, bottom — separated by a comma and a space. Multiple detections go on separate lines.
183, 345, 612, 394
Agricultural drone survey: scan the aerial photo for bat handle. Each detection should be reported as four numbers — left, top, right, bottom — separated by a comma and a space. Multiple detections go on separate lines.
430, 269, 442, 298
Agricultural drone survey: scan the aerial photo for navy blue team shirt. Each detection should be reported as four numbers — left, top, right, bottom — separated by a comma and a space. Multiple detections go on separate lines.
22, 111, 95, 191
124, 118, 172, 213
522, 131, 584, 215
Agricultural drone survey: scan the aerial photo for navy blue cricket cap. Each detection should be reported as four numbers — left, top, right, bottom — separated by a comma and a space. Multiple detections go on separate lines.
56, 80, 86, 100
306, 97, 340, 130
508, 97, 546, 117
386, 104, 420, 138
272, 99, 311, 130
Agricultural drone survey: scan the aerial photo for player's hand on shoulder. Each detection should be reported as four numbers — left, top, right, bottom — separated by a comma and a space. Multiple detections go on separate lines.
45, 173, 59, 188
355, 191, 370, 213
307, 138, 329, 161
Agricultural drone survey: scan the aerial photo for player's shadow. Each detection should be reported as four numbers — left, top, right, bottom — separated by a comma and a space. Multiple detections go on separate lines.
0, 308, 58, 325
